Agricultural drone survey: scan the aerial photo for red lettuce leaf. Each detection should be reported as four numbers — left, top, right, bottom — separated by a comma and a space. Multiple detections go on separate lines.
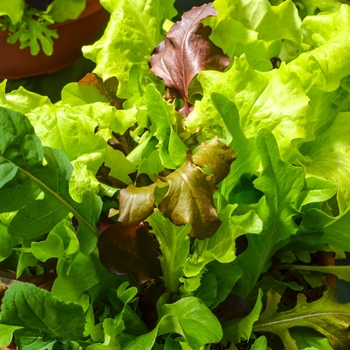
149, 3, 230, 116
97, 222, 160, 284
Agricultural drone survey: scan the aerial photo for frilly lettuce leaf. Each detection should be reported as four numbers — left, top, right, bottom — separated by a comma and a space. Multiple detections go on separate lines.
295, 0, 342, 19
289, 5, 350, 92
297, 112, 350, 212
83, 0, 177, 97
187, 55, 310, 161
207, 0, 302, 70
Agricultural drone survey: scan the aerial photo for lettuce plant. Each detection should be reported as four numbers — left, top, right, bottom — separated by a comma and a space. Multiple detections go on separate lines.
1, 0, 350, 349
0, 0, 87, 55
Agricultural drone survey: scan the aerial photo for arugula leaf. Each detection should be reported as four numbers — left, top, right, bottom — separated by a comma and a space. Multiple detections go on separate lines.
144, 84, 188, 168
253, 289, 350, 349
222, 289, 263, 341
233, 129, 305, 298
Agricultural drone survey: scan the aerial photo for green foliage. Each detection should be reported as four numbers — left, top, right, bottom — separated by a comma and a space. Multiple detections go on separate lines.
1, 0, 350, 349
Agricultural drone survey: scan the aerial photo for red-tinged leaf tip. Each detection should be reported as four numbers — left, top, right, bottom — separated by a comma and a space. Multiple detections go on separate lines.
97, 222, 160, 285
149, 3, 230, 116
119, 183, 157, 227
156, 152, 221, 239
192, 137, 236, 184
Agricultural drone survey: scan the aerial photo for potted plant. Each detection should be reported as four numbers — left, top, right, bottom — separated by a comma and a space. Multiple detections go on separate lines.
0, 0, 350, 349
0, 0, 109, 79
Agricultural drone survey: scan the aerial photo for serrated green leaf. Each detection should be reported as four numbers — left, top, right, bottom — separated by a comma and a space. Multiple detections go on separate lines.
14, 329, 57, 350
253, 289, 350, 350
144, 84, 188, 169
233, 129, 305, 298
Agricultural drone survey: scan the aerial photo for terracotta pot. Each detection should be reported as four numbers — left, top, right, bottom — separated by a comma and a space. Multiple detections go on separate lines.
0, 0, 109, 79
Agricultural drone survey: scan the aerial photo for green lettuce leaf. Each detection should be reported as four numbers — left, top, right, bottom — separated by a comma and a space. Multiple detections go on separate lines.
147, 211, 191, 293
208, 0, 302, 70
47, 0, 86, 22
0, 282, 85, 342
188, 55, 310, 161
0, 0, 25, 24
0, 107, 102, 254
233, 129, 305, 298
121, 296, 222, 349
296, 112, 350, 212
288, 5, 350, 92
82, 0, 177, 97
0, 81, 51, 115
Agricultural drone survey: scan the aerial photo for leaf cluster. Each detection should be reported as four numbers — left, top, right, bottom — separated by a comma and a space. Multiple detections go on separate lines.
1, 0, 350, 349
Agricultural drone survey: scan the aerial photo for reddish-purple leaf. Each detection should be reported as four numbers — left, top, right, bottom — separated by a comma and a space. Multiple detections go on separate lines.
149, 3, 230, 116
97, 222, 160, 284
